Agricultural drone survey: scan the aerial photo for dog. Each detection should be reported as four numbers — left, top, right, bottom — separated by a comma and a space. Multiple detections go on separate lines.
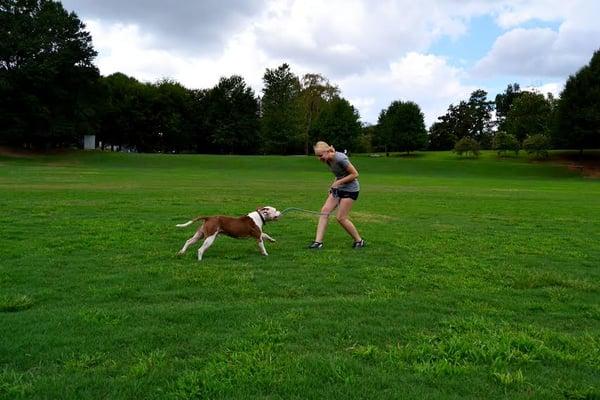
176, 206, 281, 260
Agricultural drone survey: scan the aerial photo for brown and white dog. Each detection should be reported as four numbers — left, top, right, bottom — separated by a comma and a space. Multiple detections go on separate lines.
176, 206, 281, 260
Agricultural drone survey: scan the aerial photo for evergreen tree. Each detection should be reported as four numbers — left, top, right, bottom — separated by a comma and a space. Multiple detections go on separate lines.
203, 75, 260, 154
260, 63, 303, 154
0, 0, 99, 147
555, 49, 600, 153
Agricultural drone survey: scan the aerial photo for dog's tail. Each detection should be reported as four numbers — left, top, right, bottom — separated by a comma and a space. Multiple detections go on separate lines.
176, 216, 208, 228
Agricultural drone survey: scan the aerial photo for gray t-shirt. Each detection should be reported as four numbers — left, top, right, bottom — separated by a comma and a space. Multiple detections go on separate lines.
327, 152, 360, 192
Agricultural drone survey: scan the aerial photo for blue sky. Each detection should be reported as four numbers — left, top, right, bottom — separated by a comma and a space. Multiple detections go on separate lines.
430, 15, 505, 66
430, 15, 564, 98
62, 0, 600, 126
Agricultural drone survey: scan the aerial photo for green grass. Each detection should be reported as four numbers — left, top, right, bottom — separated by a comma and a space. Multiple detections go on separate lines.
0, 150, 598, 399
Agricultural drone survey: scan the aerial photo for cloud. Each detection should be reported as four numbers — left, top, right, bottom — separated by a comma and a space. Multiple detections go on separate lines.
523, 82, 563, 97
493, 0, 568, 28
253, 0, 477, 76
339, 52, 477, 126
62, 0, 266, 54
63, 0, 600, 129
474, 28, 563, 76
68, 0, 484, 77
85, 21, 178, 81
475, 0, 600, 77
82, 1, 480, 123
85, 19, 271, 91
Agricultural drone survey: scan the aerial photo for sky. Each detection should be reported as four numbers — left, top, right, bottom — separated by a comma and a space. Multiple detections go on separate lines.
61, 0, 600, 126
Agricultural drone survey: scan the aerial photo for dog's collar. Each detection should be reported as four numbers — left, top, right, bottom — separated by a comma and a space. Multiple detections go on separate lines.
258, 211, 266, 225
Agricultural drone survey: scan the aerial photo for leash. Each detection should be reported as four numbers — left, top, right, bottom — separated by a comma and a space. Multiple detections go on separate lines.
280, 207, 333, 216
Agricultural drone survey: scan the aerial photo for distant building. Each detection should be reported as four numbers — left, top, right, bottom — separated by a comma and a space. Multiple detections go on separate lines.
83, 135, 96, 150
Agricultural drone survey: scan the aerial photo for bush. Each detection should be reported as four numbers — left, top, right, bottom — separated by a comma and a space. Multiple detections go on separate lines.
523, 134, 550, 159
453, 137, 481, 158
493, 132, 520, 156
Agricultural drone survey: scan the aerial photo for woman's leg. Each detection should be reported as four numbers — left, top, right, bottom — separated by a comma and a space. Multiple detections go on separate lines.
314, 193, 339, 242
336, 198, 362, 242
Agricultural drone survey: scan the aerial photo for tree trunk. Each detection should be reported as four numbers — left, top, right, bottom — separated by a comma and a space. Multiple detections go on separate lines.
304, 113, 312, 156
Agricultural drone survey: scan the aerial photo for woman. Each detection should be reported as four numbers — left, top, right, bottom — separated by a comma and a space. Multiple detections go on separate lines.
309, 141, 365, 249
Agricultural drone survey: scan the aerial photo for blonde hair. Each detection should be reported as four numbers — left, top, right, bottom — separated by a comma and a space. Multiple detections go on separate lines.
313, 141, 335, 155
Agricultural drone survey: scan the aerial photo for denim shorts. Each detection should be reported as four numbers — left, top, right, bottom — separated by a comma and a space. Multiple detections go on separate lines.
330, 188, 359, 200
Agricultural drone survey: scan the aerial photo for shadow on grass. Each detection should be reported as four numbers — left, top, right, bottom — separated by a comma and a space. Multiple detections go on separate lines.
541, 150, 600, 178
390, 152, 427, 158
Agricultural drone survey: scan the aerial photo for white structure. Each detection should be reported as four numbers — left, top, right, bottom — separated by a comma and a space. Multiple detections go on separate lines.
83, 135, 96, 150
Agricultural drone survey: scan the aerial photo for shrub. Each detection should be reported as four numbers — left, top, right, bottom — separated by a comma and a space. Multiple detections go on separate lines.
493, 132, 520, 156
523, 134, 550, 159
453, 137, 481, 158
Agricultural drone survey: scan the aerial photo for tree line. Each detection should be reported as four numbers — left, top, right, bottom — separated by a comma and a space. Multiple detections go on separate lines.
1, 0, 598, 155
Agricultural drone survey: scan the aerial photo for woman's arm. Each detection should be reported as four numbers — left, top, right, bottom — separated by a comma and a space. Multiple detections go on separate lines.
332, 162, 359, 187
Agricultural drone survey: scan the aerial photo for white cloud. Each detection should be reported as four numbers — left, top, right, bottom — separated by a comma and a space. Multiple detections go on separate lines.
253, 0, 477, 76
523, 82, 563, 97
82, 0, 487, 127
86, 19, 270, 91
339, 53, 477, 126
475, 0, 600, 77
64, 0, 266, 55
79, 1, 599, 129
493, 0, 568, 28
474, 28, 561, 76
86, 21, 179, 81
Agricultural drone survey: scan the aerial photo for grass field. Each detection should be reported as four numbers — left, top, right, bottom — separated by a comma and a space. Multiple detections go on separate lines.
1, 150, 599, 399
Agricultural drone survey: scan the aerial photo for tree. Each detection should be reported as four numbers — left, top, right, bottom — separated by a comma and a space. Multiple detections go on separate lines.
375, 100, 427, 155
468, 89, 495, 147
356, 123, 375, 153
428, 120, 457, 151
492, 132, 520, 156
187, 88, 212, 153
0, 0, 99, 147
97, 72, 142, 150
124, 82, 160, 153
299, 73, 339, 155
447, 102, 473, 141
310, 96, 362, 153
504, 91, 552, 143
203, 75, 260, 154
523, 134, 550, 159
260, 63, 303, 154
495, 83, 522, 130
555, 49, 600, 154
429, 89, 494, 150
453, 137, 480, 158
96, 73, 162, 152
153, 79, 195, 153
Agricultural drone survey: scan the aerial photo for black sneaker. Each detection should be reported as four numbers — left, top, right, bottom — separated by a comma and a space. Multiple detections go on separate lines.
352, 239, 366, 249
308, 241, 323, 249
